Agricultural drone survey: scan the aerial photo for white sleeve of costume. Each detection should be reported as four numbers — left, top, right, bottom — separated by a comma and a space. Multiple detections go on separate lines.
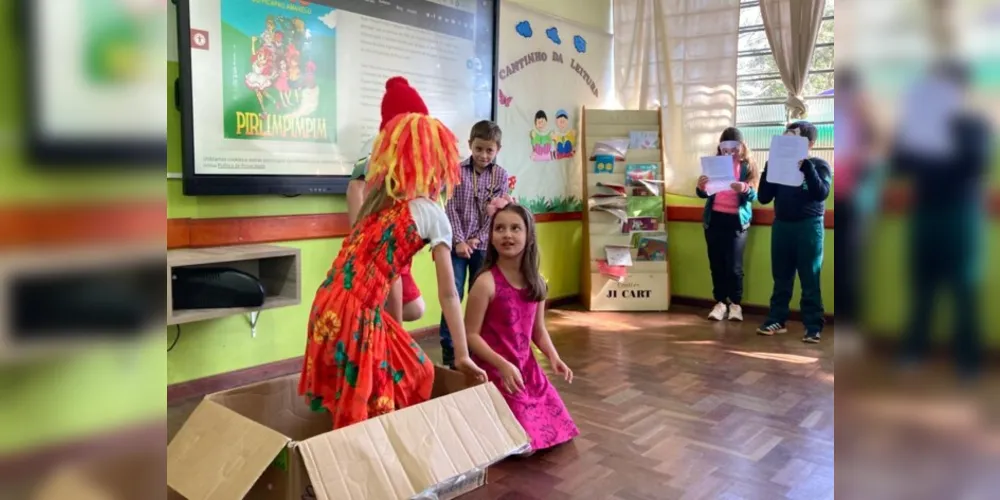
408, 198, 453, 251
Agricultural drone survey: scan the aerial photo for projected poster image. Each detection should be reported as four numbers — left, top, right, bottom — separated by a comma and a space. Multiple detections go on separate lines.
220, 1, 337, 144
29, 0, 164, 164
180, 0, 494, 181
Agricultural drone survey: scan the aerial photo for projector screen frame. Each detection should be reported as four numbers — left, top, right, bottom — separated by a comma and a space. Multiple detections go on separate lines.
22, 0, 165, 168
174, 0, 501, 196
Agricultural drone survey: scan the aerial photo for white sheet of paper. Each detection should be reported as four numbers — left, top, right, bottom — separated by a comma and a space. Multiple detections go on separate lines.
767, 135, 808, 187
700, 156, 736, 195
604, 245, 633, 267
896, 77, 961, 159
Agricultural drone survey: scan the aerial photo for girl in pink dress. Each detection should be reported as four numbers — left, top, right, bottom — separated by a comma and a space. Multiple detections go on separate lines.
465, 200, 579, 453
274, 59, 291, 108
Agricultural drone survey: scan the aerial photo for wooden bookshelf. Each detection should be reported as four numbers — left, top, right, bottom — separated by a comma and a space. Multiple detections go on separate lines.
580, 108, 671, 312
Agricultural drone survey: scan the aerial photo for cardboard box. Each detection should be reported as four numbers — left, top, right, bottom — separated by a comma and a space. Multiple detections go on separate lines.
167, 367, 529, 500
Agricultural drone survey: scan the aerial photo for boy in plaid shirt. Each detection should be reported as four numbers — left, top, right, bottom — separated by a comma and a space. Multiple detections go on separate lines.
440, 120, 509, 367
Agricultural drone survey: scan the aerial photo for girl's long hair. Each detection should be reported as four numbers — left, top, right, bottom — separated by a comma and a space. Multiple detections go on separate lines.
355, 183, 394, 222
716, 127, 761, 190
477, 203, 547, 302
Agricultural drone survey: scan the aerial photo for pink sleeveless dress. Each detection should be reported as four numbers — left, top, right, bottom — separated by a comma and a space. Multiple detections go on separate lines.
472, 266, 579, 451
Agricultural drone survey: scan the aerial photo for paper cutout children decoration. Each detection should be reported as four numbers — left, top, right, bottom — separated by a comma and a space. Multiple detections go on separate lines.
553, 109, 577, 159
593, 154, 615, 173
530, 110, 554, 161
529, 109, 576, 162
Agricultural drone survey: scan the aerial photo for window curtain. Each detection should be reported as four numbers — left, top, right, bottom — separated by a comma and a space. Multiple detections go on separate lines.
613, 0, 740, 197
759, 0, 826, 120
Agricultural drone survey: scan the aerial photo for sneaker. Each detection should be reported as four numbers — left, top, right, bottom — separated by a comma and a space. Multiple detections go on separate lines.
727, 304, 743, 321
707, 302, 728, 321
802, 331, 821, 343
756, 321, 786, 336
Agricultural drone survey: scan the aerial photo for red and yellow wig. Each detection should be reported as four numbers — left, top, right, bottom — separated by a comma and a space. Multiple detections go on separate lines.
366, 112, 462, 201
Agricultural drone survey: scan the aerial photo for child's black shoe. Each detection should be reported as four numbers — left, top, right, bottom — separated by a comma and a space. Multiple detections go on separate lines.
756, 321, 787, 336
802, 331, 821, 343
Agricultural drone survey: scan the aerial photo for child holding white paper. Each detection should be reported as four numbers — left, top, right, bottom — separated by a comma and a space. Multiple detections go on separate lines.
757, 121, 832, 343
696, 127, 760, 321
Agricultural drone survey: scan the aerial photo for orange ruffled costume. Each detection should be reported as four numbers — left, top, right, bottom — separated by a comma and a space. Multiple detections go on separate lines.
299, 108, 462, 429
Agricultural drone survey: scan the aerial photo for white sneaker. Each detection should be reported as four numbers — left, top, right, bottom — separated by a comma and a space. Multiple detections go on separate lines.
708, 302, 728, 321
727, 304, 743, 321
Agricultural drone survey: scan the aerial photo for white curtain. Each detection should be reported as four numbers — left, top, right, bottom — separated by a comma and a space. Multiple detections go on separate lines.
613, 0, 741, 197
759, 0, 826, 120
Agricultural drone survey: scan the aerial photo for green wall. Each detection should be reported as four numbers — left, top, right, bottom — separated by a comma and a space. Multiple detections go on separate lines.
0, 0, 163, 455
165, 221, 582, 385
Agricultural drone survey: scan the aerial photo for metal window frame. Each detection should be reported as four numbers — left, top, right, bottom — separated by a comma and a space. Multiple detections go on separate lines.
735, 1, 836, 129
738, 95, 833, 106
740, 15, 834, 34
738, 68, 833, 82
739, 42, 833, 58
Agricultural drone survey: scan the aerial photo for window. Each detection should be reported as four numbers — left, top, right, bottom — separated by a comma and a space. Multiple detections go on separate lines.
736, 0, 834, 165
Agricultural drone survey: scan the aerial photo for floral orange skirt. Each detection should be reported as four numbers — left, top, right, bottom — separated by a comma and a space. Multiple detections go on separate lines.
299, 286, 434, 429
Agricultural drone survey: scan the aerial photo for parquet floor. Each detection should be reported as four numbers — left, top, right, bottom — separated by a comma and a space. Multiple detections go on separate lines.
167, 305, 834, 500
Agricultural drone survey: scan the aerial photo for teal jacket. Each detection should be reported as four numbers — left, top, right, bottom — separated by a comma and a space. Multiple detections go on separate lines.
695, 160, 757, 229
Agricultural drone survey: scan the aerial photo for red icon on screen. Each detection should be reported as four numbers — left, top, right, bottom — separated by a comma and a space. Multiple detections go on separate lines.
191, 29, 210, 50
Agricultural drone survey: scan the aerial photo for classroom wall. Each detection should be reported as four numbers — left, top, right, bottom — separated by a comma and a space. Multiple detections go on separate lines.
0, 0, 164, 455
165, 0, 611, 385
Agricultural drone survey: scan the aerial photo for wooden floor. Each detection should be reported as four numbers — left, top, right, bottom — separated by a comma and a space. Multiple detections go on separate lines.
168, 306, 834, 500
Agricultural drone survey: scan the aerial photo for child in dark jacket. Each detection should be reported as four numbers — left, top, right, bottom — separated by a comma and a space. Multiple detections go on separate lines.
756, 121, 832, 343
891, 60, 991, 378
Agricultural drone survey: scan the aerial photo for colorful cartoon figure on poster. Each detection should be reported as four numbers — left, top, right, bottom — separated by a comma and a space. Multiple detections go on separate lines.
244, 46, 277, 110
222, 0, 338, 143
530, 110, 554, 161
274, 59, 292, 107
552, 109, 576, 159
286, 43, 303, 105
253, 15, 277, 51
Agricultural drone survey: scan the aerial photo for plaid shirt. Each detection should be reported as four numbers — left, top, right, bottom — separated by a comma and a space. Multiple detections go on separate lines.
445, 158, 509, 251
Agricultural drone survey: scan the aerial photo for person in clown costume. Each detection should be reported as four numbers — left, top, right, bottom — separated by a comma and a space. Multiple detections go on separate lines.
300, 79, 488, 429
346, 78, 431, 324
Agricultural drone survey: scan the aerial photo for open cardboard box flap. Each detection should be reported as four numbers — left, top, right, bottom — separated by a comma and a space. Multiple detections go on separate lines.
166, 398, 291, 500
167, 366, 530, 500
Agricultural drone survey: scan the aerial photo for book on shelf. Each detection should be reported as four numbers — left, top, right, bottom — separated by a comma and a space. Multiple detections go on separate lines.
589, 138, 628, 161
623, 217, 658, 233
629, 130, 660, 150
589, 206, 627, 225
588, 195, 627, 209
631, 232, 668, 261
594, 182, 627, 196
626, 196, 663, 219
625, 163, 658, 186
604, 245, 633, 267
596, 259, 628, 282
631, 178, 664, 196
593, 154, 616, 174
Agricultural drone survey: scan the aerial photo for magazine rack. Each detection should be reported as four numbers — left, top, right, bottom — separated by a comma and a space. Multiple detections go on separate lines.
579, 108, 671, 311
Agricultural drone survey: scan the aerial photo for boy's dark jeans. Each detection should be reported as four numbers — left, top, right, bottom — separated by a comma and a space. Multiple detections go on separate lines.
439, 248, 486, 367
767, 217, 825, 332
902, 205, 983, 375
